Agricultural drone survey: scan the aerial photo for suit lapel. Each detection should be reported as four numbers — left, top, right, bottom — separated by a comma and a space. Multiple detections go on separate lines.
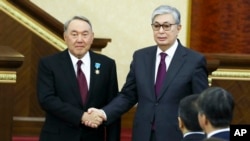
87, 51, 102, 105
157, 44, 187, 100
144, 47, 158, 100
60, 50, 83, 105
88, 51, 96, 98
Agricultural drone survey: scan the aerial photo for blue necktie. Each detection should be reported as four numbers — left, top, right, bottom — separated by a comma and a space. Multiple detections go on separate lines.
77, 60, 88, 105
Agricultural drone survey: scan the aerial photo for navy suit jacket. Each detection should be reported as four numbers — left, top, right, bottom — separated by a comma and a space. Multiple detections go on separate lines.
103, 40, 209, 141
37, 50, 120, 141
211, 131, 230, 141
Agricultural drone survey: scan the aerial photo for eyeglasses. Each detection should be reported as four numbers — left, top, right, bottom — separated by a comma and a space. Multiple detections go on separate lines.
151, 23, 177, 31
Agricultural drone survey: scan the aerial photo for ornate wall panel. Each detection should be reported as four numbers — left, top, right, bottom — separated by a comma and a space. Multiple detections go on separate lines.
191, 0, 250, 124
191, 0, 250, 54
212, 79, 250, 124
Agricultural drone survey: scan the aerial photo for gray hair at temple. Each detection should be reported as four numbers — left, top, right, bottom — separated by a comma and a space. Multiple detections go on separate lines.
64, 15, 93, 32
151, 5, 181, 25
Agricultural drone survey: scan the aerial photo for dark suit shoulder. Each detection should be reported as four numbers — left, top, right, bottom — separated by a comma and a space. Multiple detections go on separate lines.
211, 131, 230, 141
89, 51, 115, 61
134, 45, 156, 53
132, 45, 157, 58
89, 51, 116, 65
174, 46, 205, 64
182, 46, 204, 57
39, 49, 67, 61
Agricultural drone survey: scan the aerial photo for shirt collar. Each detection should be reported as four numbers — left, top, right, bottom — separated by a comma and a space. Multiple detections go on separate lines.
207, 127, 230, 138
68, 51, 90, 66
156, 39, 178, 57
184, 132, 205, 138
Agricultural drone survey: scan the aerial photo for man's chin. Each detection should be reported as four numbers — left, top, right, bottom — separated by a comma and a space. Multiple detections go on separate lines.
157, 42, 168, 46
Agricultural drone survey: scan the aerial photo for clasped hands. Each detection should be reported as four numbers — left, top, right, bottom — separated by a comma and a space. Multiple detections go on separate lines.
82, 108, 106, 128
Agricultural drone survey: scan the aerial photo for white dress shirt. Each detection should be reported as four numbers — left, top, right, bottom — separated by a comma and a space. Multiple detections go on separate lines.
68, 51, 90, 89
154, 39, 178, 83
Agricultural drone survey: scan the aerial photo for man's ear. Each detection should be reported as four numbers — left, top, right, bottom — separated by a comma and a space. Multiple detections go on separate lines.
198, 113, 208, 125
204, 115, 210, 126
63, 32, 67, 41
177, 24, 182, 31
178, 116, 184, 129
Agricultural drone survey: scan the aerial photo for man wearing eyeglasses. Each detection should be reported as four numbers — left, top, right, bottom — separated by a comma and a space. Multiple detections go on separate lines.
85, 5, 209, 141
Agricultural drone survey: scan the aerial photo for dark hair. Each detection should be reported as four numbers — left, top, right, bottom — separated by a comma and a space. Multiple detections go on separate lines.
197, 87, 235, 127
178, 94, 202, 131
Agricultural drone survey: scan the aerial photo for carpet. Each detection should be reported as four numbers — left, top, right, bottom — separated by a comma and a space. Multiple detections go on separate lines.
12, 128, 132, 141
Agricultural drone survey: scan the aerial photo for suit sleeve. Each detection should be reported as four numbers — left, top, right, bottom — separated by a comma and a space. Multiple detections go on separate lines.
105, 60, 121, 141
37, 58, 83, 127
192, 55, 209, 93
103, 54, 138, 124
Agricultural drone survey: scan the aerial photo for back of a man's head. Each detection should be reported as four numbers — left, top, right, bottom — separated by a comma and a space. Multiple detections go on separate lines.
197, 87, 235, 128
178, 94, 202, 132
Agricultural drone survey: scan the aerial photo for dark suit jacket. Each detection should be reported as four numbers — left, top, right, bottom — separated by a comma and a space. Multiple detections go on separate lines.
103, 40, 209, 141
181, 133, 206, 141
37, 50, 120, 141
211, 131, 230, 141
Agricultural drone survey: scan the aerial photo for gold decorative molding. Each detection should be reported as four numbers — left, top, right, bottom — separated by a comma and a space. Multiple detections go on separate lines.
13, 116, 45, 122
0, 0, 66, 51
210, 69, 250, 81
208, 77, 212, 86
0, 71, 16, 83
186, 0, 192, 48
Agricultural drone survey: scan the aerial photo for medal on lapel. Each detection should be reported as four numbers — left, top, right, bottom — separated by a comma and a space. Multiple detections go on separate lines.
95, 62, 101, 74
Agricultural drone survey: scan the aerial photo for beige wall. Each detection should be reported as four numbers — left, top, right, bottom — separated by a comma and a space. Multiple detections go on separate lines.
31, 0, 190, 89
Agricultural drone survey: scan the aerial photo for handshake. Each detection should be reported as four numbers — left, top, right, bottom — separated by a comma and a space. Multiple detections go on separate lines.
81, 108, 106, 128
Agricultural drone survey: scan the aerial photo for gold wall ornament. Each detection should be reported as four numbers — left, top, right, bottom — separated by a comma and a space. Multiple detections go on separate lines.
208, 77, 212, 87
0, 0, 66, 51
0, 71, 16, 83
210, 69, 250, 81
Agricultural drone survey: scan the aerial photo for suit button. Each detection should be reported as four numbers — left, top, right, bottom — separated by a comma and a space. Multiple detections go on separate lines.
155, 102, 159, 106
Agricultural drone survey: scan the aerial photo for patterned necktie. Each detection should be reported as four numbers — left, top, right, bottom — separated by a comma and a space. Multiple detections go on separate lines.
155, 52, 167, 97
77, 60, 88, 105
